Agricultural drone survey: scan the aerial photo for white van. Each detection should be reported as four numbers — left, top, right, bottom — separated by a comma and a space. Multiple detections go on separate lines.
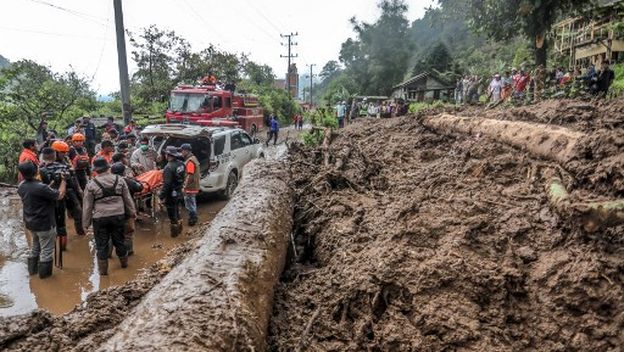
140, 124, 264, 198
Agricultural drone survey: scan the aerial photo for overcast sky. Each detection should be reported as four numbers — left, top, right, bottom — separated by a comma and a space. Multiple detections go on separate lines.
0, 0, 432, 94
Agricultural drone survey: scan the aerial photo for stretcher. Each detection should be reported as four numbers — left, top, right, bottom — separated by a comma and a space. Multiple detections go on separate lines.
134, 169, 163, 220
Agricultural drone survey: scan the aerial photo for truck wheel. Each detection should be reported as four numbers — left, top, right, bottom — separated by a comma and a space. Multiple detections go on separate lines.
220, 171, 238, 200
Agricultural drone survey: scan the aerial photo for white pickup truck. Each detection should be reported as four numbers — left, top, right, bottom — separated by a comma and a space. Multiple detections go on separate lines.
140, 124, 265, 198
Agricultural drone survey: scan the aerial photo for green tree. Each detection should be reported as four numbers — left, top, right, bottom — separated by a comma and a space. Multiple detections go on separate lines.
242, 60, 275, 87
412, 41, 453, 74
0, 60, 94, 131
0, 60, 94, 181
319, 60, 341, 81
339, 0, 413, 95
128, 25, 186, 104
438, 0, 593, 66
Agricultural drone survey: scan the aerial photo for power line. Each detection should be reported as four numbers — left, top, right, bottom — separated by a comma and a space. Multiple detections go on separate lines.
89, 0, 113, 82
241, 0, 283, 35
181, 0, 225, 44
25, 0, 110, 27
0, 25, 111, 41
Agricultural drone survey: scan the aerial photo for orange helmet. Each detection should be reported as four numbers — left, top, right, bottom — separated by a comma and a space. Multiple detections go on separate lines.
72, 133, 85, 142
51, 140, 70, 153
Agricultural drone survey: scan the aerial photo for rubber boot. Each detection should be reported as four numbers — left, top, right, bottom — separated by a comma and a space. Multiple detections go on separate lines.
38, 261, 53, 279
175, 220, 184, 237
188, 214, 198, 227
170, 222, 179, 238
59, 235, 67, 252
119, 256, 128, 269
125, 239, 134, 256
171, 220, 183, 238
27, 257, 39, 276
98, 259, 108, 276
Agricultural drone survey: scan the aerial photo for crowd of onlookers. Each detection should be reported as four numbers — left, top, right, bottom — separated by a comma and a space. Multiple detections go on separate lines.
456, 59, 616, 105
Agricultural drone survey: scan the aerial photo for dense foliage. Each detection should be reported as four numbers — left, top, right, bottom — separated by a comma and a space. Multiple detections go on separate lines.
0, 60, 96, 181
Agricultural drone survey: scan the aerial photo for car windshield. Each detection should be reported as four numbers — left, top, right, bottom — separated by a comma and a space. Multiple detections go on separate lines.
169, 93, 211, 113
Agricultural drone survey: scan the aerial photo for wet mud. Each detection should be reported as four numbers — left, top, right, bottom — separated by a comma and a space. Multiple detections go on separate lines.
269, 101, 624, 351
0, 157, 292, 351
98, 158, 293, 351
0, 196, 226, 317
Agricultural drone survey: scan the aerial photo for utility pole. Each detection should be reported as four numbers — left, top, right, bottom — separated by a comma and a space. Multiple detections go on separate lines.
280, 32, 298, 95
307, 64, 316, 108
113, 0, 132, 125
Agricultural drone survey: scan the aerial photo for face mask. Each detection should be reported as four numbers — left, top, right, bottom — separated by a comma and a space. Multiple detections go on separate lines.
140, 145, 149, 152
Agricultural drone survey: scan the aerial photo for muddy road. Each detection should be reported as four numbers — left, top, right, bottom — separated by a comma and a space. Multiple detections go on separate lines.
0, 193, 226, 317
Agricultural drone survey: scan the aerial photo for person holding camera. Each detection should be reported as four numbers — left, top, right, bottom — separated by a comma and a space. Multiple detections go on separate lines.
17, 161, 66, 278
83, 157, 136, 275
39, 147, 72, 251
53, 140, 86, 237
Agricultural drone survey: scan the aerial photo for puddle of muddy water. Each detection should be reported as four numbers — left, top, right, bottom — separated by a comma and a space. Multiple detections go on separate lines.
0, 196, 226, 317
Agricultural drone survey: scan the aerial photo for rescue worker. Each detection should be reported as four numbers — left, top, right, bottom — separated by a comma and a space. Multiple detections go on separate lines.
94, 140, 115, 165
126, 134, 137, 156
111, 162, 143, 256
68, 133, 91, 191
18, 139, 39, 182
17, 161, 66, 279
112, 152, 134, 177
160, 146, 185, 237
116, 141, 129, 156
130, 136, 158, 174
180, 144, 200, 226
39, 147, 69, 249
94, 132, 111, 154
52, 140, 86, 236
83, 157, 136, 275
123, 120, 137, 136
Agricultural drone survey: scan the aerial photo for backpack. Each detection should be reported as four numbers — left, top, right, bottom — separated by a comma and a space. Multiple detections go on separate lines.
92, 176, 122, 201
73, 153, 90, 170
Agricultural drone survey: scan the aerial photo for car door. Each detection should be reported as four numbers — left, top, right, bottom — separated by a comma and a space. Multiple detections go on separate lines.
239, 132, 255, 164
229, 131, 248, 171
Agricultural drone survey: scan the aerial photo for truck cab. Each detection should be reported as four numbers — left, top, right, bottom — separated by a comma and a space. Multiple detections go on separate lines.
165, 85, 265, 136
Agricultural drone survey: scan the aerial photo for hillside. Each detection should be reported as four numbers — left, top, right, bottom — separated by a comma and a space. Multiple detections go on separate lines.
0, 55, 9, 69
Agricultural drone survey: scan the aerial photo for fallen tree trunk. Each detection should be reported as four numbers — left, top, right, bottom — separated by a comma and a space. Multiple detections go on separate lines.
423, 114, 585, 164
547, 177, 624, 232
98, 159, 293, 351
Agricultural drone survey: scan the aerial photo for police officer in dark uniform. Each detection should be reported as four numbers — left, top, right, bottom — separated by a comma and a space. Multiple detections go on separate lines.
160, 146, 185, 237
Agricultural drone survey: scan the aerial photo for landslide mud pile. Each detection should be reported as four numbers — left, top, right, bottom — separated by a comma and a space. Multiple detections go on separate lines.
269, 108, 624, 351
0, 237, 198, 351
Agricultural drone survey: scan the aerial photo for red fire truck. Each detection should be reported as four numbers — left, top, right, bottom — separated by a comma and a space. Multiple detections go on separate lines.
165, 84, 265, 136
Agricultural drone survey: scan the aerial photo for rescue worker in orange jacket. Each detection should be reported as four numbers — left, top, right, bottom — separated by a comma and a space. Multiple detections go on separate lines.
180, 144, 200, 226
18, 139, 39, 182
68, 133, 91, 191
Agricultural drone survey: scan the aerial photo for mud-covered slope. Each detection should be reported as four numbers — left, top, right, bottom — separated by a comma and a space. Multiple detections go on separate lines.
269, 115, 624, 351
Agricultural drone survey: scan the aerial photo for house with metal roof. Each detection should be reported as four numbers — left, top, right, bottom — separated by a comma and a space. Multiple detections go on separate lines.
392, 72, 455, 102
